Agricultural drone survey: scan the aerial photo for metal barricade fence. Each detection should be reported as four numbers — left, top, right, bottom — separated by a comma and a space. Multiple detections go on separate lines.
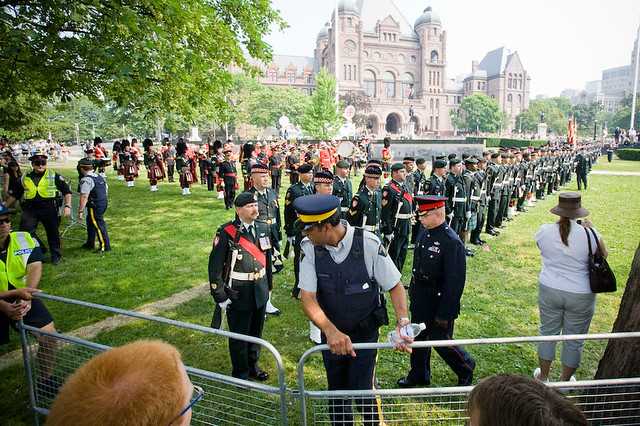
18, 293, 289, 426
297, 332, 640, 426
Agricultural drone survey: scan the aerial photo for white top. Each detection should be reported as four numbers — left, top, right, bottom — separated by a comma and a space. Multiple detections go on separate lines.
535, 221, 600, 294
298, 221, 401, 293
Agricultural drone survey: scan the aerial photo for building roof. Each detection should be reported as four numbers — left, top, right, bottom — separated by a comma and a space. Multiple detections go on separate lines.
478, 46, 512, 78
414, 6, 441, 28
271, 55, 315, 73
356, 0, 416, 36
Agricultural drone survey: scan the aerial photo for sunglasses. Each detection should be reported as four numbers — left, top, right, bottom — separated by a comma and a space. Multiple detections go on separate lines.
32, 160, 47, 166
0, 218, 11, 224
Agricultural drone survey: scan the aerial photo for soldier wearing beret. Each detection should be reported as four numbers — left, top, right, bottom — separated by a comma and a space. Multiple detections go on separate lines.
218, 149, 238, 209
314, 170, 334, 195
284, 163, 314, 298
248, 163, 282, 316
347, 165, 382, 236
397, 195, 475, 388
445, 159, 468, 249
332, 160, 352, 219
403, 157, 416, 195
425, 159, 447, 196
295, 194, 411, 424
381, 163, 414, 272
269, 145, 284, 193
209, 192, 272, 381
485, 152, 503, 236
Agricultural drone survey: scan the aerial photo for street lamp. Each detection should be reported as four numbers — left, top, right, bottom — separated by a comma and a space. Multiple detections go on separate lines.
593, 120, 598, 141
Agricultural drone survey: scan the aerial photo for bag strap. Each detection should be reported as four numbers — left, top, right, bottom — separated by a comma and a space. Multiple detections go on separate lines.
584, 227, 593, 257
587, 227, 602, 256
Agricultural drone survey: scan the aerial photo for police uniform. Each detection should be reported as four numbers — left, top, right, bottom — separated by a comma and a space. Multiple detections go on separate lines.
20, 154, 72, 264
219, 151, 238, 209
381, 164, 413, 272
332, 161, 353, 219
284, 163, 314, 297
78, 159, 110, 252
398, 196, 476, 388
295, 194, 402, 425
209, 193, 272, 381
347, 165, 381, 235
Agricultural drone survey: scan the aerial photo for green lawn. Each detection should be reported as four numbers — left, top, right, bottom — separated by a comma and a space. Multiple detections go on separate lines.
593, 157, 640, 172
1, 157, 639, 424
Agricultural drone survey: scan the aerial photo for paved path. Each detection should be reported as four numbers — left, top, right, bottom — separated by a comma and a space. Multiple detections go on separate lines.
591, 170, 640, 176
0, 284, 208, 371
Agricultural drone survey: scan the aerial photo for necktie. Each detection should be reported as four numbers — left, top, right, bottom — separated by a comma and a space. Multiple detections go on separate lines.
246, 225, 255, 240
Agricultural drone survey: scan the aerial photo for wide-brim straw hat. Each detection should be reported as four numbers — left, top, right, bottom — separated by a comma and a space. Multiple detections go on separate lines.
550, 192, 589, 219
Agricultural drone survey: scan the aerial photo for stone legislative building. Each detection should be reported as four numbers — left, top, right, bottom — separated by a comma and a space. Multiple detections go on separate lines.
258, 1, 531, 137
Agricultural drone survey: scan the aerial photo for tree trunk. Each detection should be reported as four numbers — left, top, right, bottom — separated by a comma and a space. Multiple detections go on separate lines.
587, 243, 640, 424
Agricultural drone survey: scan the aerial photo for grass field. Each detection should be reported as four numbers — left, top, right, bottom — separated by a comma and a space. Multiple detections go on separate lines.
593, 156, 640, 172
1, 157, 639, 424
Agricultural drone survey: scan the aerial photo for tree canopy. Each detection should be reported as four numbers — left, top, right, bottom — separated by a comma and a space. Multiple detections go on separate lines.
301, 69, 342, 140
452, 94, 504, 133
515, 98, 569, 135
0, 0, 285, 130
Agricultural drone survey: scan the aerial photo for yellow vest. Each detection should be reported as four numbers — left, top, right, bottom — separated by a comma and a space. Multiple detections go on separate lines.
22, 169, 57, 199
0, 232, 38, 292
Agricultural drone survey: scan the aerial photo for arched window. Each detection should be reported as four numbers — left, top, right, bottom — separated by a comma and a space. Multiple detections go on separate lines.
364, 70, 376, 97
430, 50, 439, 64
517, 94, 522, 104
436, 98, 440, 110
384, 71, 396, 98
429, 98, 434, 111
402, 72, 414, 99
507, 94, 513, 102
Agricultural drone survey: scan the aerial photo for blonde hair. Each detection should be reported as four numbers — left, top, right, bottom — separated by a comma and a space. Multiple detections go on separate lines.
47, 340, 188, 426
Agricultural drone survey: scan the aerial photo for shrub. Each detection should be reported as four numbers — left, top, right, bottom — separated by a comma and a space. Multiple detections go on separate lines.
616, 148, 640, 161
466, 137, 547, 148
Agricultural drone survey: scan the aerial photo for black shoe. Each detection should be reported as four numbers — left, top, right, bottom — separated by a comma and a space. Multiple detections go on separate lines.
51, 256, 62, 265
486, 229, 499, 236
457, 359, 476, 386
471, 240, 483, 246
478, 239, 487, 244
249, 368, 269, 381
80, 243, 94, 250
465, 249, 474, 257
397, 376, 429, 388
291, 288, 300, 299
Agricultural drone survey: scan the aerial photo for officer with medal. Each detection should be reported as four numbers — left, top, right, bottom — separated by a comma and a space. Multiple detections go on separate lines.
20, 150, 72, 265
209, 192, 272, 381
381, 163, 414, 272
332, 160, 352, 219
295, 194, 412, 425
283, 163, 314, 297
248, 163, 282, 316
397, 195, 476, 388
347, 165, 382, 235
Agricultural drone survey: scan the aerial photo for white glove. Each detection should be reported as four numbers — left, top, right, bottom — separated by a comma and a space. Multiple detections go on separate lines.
465, 211, 472, 219
447, 212, 453, 220
288, 236, 295, 245
218, 299, 231, 310
384, 233, 394, 243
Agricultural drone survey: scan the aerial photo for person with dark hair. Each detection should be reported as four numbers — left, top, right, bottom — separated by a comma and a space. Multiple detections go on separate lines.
533, 193, 606, 383
143, 139, 165, 192
467, 374, 587, 426
295, 194, 411, 425
112, 140, 123, 180
3, 159, 23, 208
218, 148, 238, 209
119, 140, 138, 188
77, 159, 110, 252
175, 139, 192, 196
381, 137, 392, 180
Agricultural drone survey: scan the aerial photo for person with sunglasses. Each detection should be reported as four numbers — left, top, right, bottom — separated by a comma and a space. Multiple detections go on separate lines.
46, 340, 203, 426
19, 150, 72, 265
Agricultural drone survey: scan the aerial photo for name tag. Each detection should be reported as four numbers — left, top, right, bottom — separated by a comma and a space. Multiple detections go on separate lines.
259, 236, 272, 250
427, 246, 440, 254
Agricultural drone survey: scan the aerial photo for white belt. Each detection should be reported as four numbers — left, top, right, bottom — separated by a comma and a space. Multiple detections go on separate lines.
470, 195, 481, 201
340, 207, 349, 212
417, 191, 424, 195
230, 269, 266, 281
363, 225, 379, 232
492, 184, 502, 188
480, 190, 486, 195
395, 213, 413, 219
452, 197, 466, 203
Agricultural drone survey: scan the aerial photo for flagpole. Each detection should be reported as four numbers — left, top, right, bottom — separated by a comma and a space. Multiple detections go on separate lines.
334, 0, 340, 109
631, 22, 640, 131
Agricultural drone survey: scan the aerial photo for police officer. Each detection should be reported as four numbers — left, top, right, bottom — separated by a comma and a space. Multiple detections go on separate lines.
295, 194, 411, 425
20, 151, 72, 265
332, 160, 352, 219
347, 165, 382, 235
77, 159, 110, 252
248, 163, 282, 316
397, 195, 476, 388
284, 163, 314, 297
219, 148, 238, 209
381, 163, 413, 272
209, 192, 271, 381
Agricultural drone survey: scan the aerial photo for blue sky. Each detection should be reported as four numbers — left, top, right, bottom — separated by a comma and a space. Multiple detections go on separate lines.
264, 0, 640, 97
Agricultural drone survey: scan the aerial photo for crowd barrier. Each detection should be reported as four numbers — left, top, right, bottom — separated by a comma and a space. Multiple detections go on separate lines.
18, 293, 289, 426
16, 293, 640, 425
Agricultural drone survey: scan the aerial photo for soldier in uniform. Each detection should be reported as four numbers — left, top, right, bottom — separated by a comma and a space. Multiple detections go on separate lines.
470, 158, 488, 246
403, 157, 416, 195
397, 195, 476, 388
209, 193, 272, 381
314, 170, 334, 195
424, 159, 447, 196
485, 152, 503, 236
20, 151, 72, 265
77, 159, 110, 252
445, 158, 467, 240
269, 145, 284, 193
295, 194, 411, 425
410, 158, 428, 245
575, 148, 589, 191
381, 163, 414, 273
286, 146, 301, 185
175, 140, 193, 196
332, 160, 352, 219
248, 164, 281, 316
381, 137, 393, 181
461, 158, 479, 250
284, 163, 314, 298
219, 149, 239, 209
347, 165, 382, 235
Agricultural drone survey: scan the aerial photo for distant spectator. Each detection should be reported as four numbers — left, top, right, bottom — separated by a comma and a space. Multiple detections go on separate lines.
467, 374, 587, 426
46, 340, 203, 426
533, 193, 607, 382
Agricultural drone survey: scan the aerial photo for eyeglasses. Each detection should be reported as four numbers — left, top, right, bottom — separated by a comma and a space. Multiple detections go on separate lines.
32, 160, 47, 166
0, 218, 11, 224
170, 384, 204, 424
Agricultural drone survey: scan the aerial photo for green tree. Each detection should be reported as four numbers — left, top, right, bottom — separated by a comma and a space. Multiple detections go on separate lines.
0, 0, 285, 130
516, 99, 567, 135
339, 91, 372, 129
453, 94, 504, 133
301, 69, 342, 139
572, 102, 603, 135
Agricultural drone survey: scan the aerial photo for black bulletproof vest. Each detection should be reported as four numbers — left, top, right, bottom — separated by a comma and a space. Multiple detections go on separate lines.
314, 228, 378, 334
88, 175, 108, 207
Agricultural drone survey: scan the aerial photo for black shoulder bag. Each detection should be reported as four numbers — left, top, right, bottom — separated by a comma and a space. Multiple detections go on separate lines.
584, 227, 616, 293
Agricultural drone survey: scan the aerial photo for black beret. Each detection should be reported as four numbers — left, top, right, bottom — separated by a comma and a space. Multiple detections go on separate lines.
78, 158, 95, 168
447, 153, 457, 160
314, 170, 334, 184
298, 163, 313, 174
234, 192, 257, 207
449, 158, 462, 166
391, 163, 404, 172
336, 160, 350, 169
402, 157, 415, 163
364, 165, 382, 177
416, 158, 426, 165
433, 159, 447, 169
